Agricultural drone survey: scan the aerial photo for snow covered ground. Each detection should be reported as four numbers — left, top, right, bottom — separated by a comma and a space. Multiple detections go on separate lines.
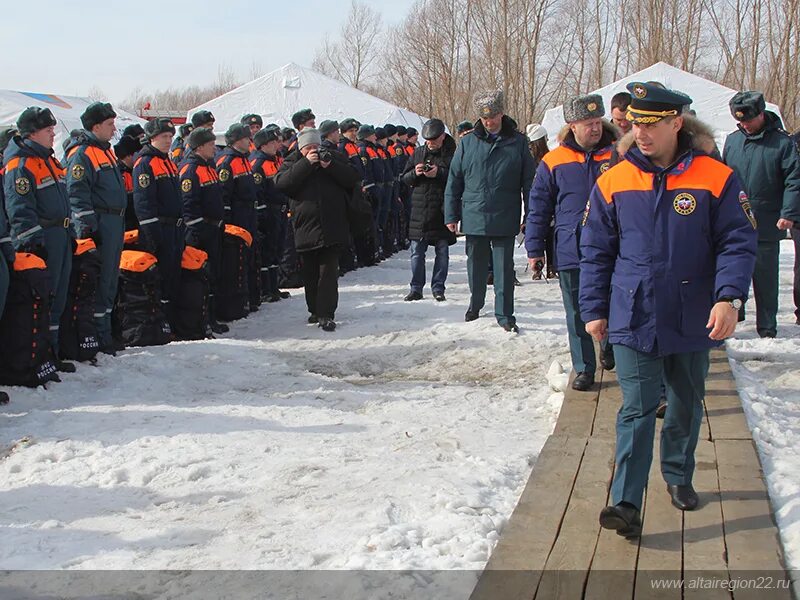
727, 238, 800, 575
0, 241, 568, 593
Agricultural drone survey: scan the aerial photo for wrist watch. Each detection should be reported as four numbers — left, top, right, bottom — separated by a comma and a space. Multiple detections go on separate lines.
719, 296, 743, 310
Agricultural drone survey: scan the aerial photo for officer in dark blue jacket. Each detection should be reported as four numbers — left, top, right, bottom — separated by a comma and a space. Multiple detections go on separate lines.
526, 94, 617, 391
134, 118, 183, 328
0, 128, 14, 399
179, 127, 228, 334
357, 125, 385, 256
66, 102, 127, 356
5, 108, 74, 370
580, 82, 757, 536
217, 123, 260, 311
170, 123, 194, 165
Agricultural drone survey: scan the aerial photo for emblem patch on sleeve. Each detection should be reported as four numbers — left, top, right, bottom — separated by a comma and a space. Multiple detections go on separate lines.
181, 179, 192, 193
361, 156, 368, 166
738, 191, 757, 229
673, 192, 696, 216
71, 164, 85, 181
15, 177, 30, 195
138, 174, 151, 188
219, 169, 230, 182
253, 173, 263, 185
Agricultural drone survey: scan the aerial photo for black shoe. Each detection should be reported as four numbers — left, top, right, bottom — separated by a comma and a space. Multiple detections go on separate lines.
487, 273, 494, 285
433, 292, 446, 302
758, 330, 776, 339
210, 320, 229, 334
0, 391, 8, 404
266, 293, 281, 303
600, 346, 615, 371
599, 503, 642, 538
546, 268, 558, 279
319, 318, 336, 332
656, 397, 667, 419
531, 269, 543, 281
55, 359, 76, 373
308, 314, 319, 324
99, 341, 123, 357
572, 371, 595, 391
667, 484, 699, 511
278, 291, 290, 299
465, 310, 479, 322
249, 303, 260, 313
501, 322, 519, 333
404, 291, 423, 301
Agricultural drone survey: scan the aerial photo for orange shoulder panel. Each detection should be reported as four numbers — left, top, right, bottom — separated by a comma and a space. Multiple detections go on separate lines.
230, 157, 250, 176
197, 166, 217, 184
666, 155, 732, 198
4, 157, 21, 172
542, 145, 583, 170
595, 161, 653, 205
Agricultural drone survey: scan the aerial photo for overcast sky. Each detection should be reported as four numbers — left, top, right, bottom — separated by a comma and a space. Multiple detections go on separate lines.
4, 0, 415, 104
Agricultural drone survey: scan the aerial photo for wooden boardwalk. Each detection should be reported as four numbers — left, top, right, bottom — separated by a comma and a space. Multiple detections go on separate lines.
471, 349, 794, 600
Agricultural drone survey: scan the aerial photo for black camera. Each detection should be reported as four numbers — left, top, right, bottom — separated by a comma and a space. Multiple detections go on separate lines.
319, 149, 333, 163
422, 160, 434, 173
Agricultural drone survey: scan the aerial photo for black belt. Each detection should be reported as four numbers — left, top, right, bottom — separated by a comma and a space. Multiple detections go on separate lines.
95, 206, 125, 217
40, 217, 70, 229
159, 217, 184, 226
204, 217, 224, 227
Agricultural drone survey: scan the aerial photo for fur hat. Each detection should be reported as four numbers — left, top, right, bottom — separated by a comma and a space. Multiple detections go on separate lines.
80, 102, 116, 130
474, 90, 504, 118
563, 94, 605, 123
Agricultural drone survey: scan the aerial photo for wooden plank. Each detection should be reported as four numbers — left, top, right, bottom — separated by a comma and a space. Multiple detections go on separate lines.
704, 350, 751, 441
683, 440, 732, 600
634, 442, 683, 599
591, 368, 621, 439
470, 435, 586, 600
534, 437, 616, 599
714, 439, 791, 600
552, 373, 601, 438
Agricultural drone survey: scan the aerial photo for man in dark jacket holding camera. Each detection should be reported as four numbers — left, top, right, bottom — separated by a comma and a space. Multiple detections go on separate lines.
275, 129, 360, 332
401, 119, 456, 302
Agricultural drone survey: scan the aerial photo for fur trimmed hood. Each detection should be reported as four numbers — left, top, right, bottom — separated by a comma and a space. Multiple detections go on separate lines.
615, 115, 718, 157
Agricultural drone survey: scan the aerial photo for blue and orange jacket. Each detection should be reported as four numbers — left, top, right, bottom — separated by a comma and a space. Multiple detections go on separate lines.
119, 160, 138, 230
250, 150, 289, 211
3, 137, 70, 248
578, 130, 758, 356
0, 162, 9, 248
388, 139, 407, 179
357, 140, 384, 192
216, 146, 258, 230
65, 132, 126, 227
526, 126, 615, 271
169, 135, 185, 165
339, 138, 365, 180
179, 152, 224, 227
133, 144, 182, 225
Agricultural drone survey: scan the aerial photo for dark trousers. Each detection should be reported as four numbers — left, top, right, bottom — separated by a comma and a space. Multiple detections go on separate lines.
793, 230, 800, 320
466, 235, 515, 326
558, 268, 597, 374
42, 227, 73, 348
188, 223, 222, 315
300, 245, 340, 319
611, 345, 709, 510
751, 240, 780, 336
93, 214, 124, 345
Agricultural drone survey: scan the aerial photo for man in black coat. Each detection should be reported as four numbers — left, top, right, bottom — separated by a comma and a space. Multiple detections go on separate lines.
401, 119, 457, 302
275, 129, 361, 331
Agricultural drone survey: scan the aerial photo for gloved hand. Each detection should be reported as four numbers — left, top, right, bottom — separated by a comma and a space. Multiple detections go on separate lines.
1, 241, 15, 265
90, 227, 103, 248
78, 214, 98, 239
185, 226, 202, 248
21, 240, 48, 262
139, 221, 162, 255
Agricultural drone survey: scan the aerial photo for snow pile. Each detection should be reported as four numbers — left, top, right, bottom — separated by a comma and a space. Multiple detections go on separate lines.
727, 239, 800, 573
0, 242, 569, 577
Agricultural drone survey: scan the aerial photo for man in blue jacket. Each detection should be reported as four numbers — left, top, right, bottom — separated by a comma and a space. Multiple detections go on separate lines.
580, 82, 757, 537
526, 94, 616, 390
445, 90, 535, 332
723, 91, 800, 337
65, 102, 127, 356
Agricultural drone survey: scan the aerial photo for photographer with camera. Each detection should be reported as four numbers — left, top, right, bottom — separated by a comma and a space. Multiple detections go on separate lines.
401, 119, 456, 302
275, 129, 361, 332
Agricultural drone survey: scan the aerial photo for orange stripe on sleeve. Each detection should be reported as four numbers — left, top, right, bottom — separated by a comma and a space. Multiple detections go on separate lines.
541, 145, 584, 170
595, 161, 653, 204
666, 155, 732, 198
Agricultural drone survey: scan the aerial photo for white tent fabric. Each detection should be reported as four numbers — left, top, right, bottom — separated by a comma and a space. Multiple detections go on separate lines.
542, 62, 783, 149
188, 63, 431, 133
0, 90, 145, 155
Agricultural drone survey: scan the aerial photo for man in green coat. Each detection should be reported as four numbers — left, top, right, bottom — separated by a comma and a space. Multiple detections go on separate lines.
445, 90, 535, 332
723, 91, 800, 337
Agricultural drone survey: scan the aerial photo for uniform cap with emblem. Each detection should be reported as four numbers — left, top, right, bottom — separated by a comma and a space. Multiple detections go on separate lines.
224, 124, 251, 146
253, 127, 280, 148
80, 102, 117, 130
563, 94, 605, 123
144, 118, 176, 140
318, 120, 339, 138
291, 108, 315, 129
406, 127, 418, 138
241, 113, 263, 128
422, 118, 445, 140
375, 127, 387, 141
396, 125, 408, 136
187, 127, 217, 150
16, 107, 58, 137
191, 110, 215, 128
178, 123, 194, 138
357, 124, 376, 141
456, 120, 474, 134
113, 135, 142, 160
280, 127, 295, 141
384, 124, 397, 137
729, 91, 766, 122
122, 123, 146, 140
339, 118, 360, 133
474, 89, 504, 118
625, 81, 692, 124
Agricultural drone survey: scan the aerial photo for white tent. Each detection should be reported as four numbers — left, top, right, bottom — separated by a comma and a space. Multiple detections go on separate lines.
542, 62, 783, 149
188, 63, 431, 133
0, 90, 145, 154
